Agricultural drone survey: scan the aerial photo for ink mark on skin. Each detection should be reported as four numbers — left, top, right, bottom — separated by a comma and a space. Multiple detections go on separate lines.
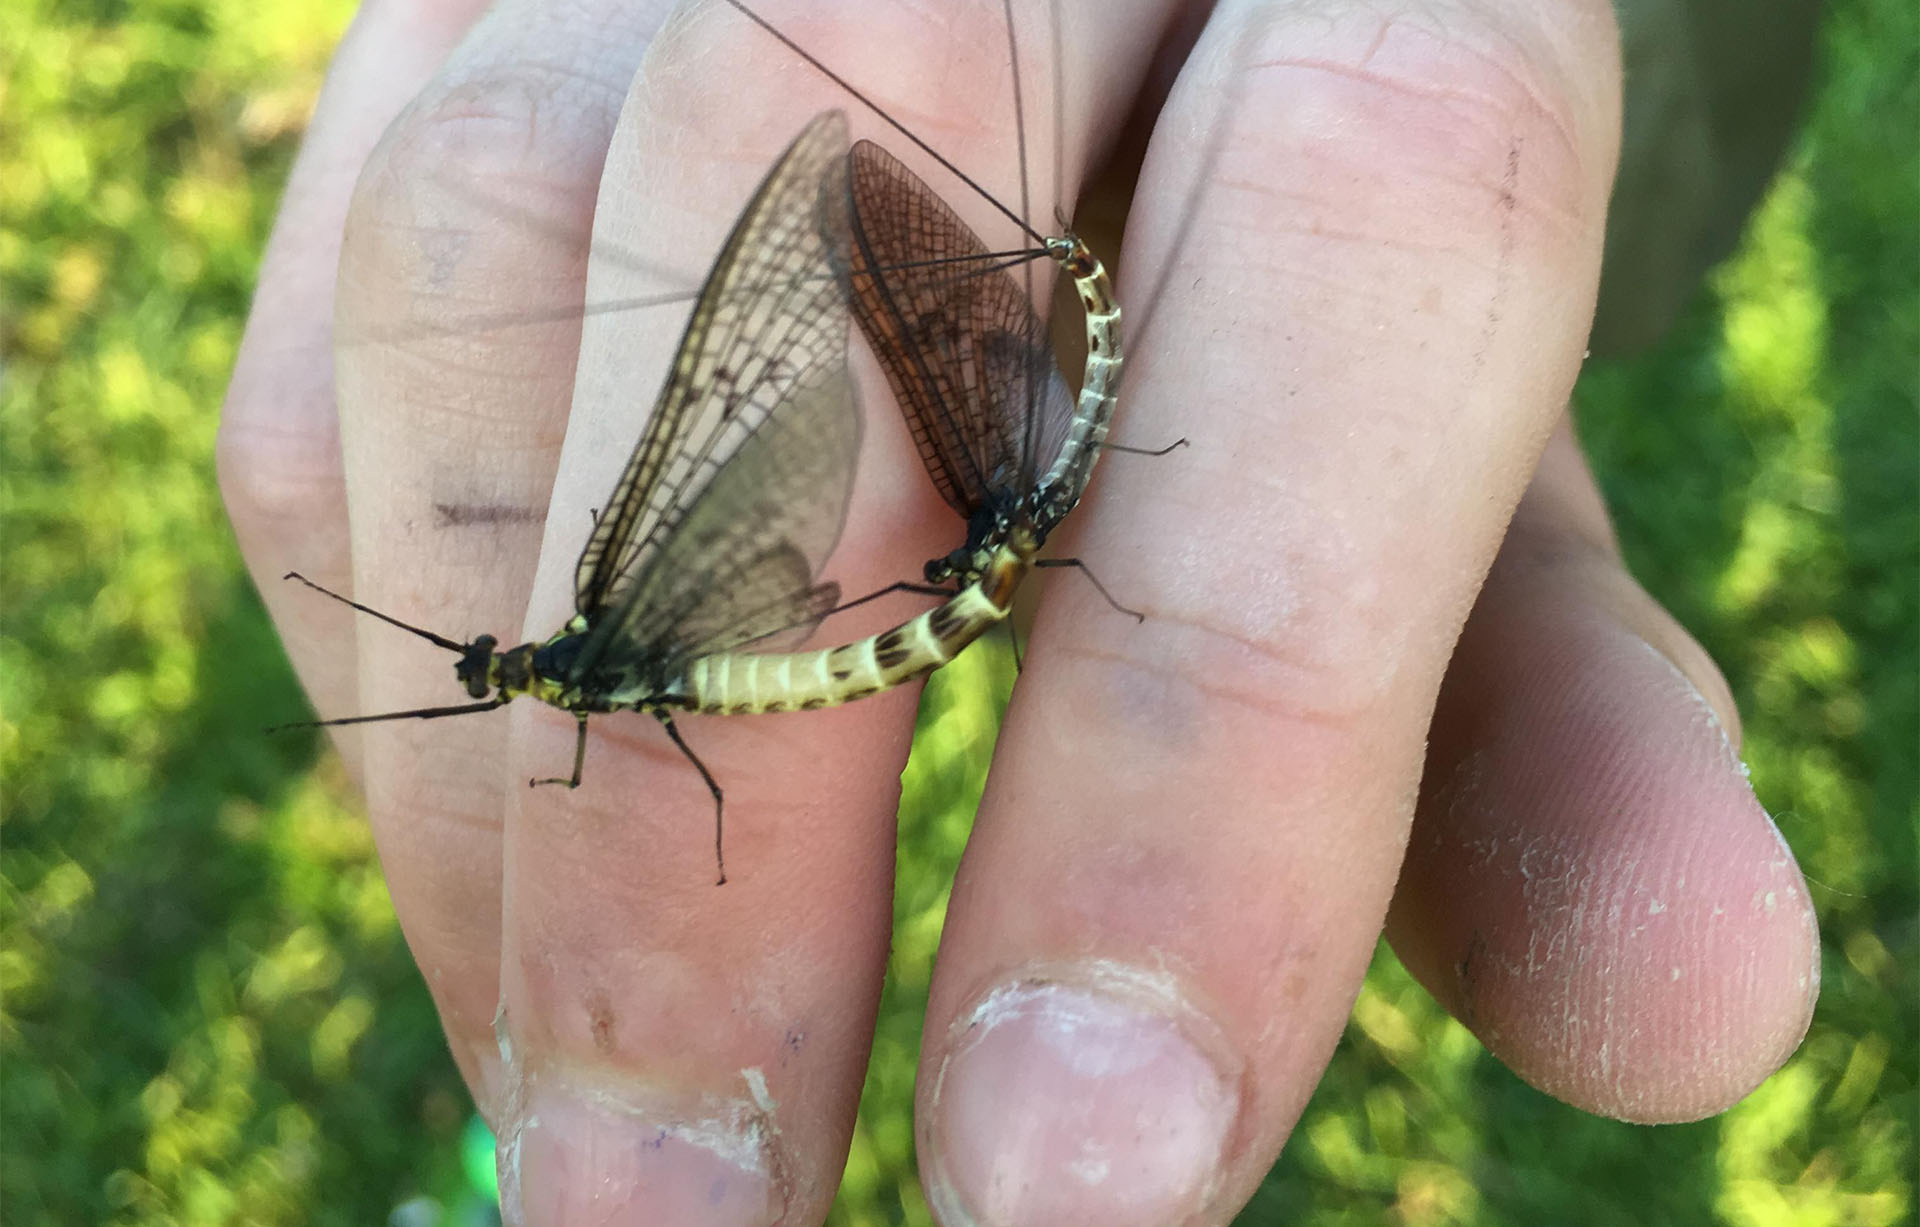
586, 989, 617, 1055
434, 501, 542, 528
1468, 135, 1522, 384
1494, 136, 1522, 297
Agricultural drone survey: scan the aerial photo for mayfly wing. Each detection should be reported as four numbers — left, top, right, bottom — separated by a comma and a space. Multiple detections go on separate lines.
597, 359, 859, 664
573, 110, 854, 623
574, 111, 861, 674
841, 138, 1067, 514
981, 326, 1077, 497
672, 542, 842, 656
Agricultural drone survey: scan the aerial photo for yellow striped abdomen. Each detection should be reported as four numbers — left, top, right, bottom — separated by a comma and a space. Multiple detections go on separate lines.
678, 546, 1028, 716
1040, 235, 1123, 509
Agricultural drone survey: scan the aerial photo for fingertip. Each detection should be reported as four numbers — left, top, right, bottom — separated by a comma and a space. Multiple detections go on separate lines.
1390, 560, 1819, 1123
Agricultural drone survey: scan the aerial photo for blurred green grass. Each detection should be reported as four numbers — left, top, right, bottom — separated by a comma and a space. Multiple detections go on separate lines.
1, 1, 1911, 1225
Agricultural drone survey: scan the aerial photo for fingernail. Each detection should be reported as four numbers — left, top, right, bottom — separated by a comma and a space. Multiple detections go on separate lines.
923, 968, 1238, 1227
507, 1082, 780, 1227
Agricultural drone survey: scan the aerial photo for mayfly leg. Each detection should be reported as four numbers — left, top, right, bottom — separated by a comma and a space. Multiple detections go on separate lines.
530, 716, 589, 789
826, 579, 960, 617
657, 713, 727, 886
1100, 437, 1189, 457
1034, 557, 1144, 623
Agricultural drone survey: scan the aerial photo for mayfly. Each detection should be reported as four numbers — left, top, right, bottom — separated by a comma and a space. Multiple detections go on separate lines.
281, 111, 862, 883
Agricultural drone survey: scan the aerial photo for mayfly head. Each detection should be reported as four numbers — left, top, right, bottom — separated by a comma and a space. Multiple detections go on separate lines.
268, 573, 513, 735
455, 634, 500, 698
925, 501, 1016, 585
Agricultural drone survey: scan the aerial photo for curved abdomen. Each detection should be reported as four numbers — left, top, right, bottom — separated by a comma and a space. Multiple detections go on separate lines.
678, 546, 1028, 716
1038, 237, 1123, 511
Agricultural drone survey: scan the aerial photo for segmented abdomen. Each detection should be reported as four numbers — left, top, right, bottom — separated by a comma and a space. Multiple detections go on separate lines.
1038, 238, 1122, 509
679, 546, 1029, 716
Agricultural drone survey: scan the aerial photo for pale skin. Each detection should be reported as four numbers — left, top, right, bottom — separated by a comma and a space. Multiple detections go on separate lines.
219, 1, 1821, 1224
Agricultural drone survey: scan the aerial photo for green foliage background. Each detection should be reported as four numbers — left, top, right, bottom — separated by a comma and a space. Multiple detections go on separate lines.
2, 0, 1911, 1224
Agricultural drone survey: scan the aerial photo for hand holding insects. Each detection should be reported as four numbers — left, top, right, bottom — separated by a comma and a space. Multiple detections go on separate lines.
220, 2, 1819, 1224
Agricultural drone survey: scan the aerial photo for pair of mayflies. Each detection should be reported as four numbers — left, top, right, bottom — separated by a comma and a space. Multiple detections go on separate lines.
287, 12, 1147, 884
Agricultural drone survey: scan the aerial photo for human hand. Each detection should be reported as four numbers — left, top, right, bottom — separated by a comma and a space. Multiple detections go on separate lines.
218, 2, 1819, 1223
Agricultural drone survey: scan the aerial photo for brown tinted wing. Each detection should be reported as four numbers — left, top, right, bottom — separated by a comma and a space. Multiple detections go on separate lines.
982, 326, 1077, 503
573, 111, 855, 622
843, 139, 1061, 516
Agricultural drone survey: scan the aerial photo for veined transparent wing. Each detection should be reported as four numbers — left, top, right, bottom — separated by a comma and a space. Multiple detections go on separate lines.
841, 138, 1067, 516
590, 357, 859, 666
573, 110, 856, 622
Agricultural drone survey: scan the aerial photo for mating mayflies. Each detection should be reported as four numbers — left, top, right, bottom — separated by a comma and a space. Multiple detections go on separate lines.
290, 3, 1155, 874
661, 1, 1148, 710
283, 111, 861, 884
674, 139, 1129, 714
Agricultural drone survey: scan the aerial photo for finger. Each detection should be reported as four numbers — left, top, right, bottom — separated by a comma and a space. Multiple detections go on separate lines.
1592, 0, 1822, 353
914, 2, 1624, 1222
1384, 417, 1819, 1123
219, 0, 493, 776
334, 0, 679, 1113
484, 3, 1181, 1223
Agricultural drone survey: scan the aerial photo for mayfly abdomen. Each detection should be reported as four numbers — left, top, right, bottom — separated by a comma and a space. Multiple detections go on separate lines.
1036, 235, 1124, 523
679, 545, 1029, 716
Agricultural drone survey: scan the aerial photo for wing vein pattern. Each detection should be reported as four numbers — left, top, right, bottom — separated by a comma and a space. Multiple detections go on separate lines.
841, 140, 1071, 519
571, 111, 861, 678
